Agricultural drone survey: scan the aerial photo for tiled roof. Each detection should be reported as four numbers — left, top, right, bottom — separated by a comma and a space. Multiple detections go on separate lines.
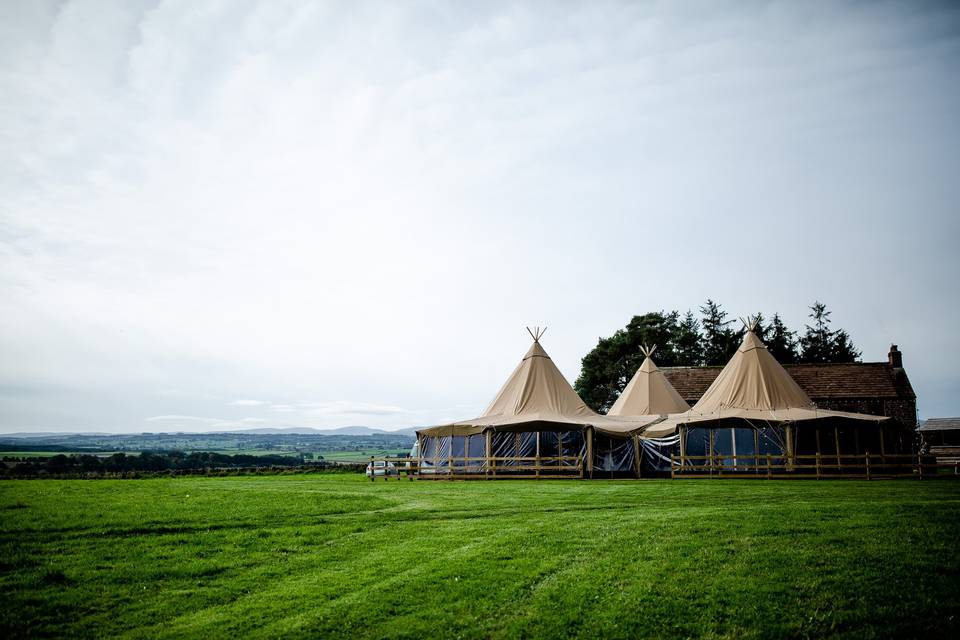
661, 362, 916, 403
918, 417, 960, 432
659, 367, 724, 402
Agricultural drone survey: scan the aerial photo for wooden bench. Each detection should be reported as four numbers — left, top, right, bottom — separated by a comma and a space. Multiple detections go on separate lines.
929, 447, 960, 474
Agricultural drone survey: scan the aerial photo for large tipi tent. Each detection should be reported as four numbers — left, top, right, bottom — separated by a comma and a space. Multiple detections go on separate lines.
416, 328, 656, 476
653, 318, 888, 473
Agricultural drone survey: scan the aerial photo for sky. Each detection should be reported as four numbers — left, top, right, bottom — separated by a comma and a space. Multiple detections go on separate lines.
1, 0, 959, 434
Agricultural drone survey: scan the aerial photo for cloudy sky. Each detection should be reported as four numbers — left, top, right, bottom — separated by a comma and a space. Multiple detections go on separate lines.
1, 0, 958, 433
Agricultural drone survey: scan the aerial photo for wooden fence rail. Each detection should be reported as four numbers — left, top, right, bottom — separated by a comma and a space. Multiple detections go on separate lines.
367, 455, 584, 481
670, 452, 957, 479
366, 453, 958, 480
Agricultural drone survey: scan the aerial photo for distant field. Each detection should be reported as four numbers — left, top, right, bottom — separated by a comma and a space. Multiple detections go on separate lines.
1, 477, 958, 639
208, 449, 410, 461
205, 449, 408, 460
0, 449, 409, 461
207, 449, 301, 457
317, 449, 409, 462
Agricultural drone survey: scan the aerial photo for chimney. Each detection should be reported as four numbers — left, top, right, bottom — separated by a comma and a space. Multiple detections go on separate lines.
888, 344, 903, 368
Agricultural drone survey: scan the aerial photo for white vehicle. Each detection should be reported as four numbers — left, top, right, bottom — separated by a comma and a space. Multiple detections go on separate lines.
365, 459, 397, 479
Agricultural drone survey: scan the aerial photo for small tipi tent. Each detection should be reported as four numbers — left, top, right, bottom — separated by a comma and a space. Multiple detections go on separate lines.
603, 345, 689, 475
608, 345, 690, 417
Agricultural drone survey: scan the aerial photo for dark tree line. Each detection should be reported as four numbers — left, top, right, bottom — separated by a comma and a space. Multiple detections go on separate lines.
0, 451, 341, 478
574, 301, 861, 413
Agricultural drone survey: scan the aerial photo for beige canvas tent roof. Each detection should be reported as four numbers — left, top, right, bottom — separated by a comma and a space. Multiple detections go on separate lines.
418, 328, 658, 437
608, 345, 690, 417
645, 319, 887, 438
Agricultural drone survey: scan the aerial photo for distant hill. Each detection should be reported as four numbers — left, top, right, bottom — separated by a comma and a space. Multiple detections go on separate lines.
0, 426, 422, 438
217, 426, 417, 436
0, 431, 114, 438
0, 429, 416, 457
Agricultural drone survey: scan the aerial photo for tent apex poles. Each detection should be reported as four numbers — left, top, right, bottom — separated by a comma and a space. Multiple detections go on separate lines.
525, 326, 548, 341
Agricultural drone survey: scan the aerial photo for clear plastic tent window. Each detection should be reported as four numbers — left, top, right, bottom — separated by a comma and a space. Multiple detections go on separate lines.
681, 425, 786, 470
593, 435, 635, 472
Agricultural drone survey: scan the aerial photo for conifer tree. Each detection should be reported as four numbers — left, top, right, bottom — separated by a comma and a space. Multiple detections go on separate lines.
800, 302, 833, 363
699, 299, 738, 365
765, 312, 799, 364
674, 310, 703, 366
799, 302, 860, 363
830, 328, 861, 362
751, 312, 768, 340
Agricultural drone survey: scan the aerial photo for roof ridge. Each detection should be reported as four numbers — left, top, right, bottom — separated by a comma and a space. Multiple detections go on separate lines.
783, 361, 890, 367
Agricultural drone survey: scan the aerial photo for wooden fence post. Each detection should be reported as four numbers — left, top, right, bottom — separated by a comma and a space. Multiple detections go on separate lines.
535, 431, 541, 480
586, 427, 594, 479
485, 430, 493, 480
679, 427, 686, 469
417, 433, 424, 480
766, 454, 772, 479
785, 425, 795, 471
880, 428, 886, 467
834, 426, 841, 472
707, 428, 713, 476
865, 451, 871, 481
816, 452, 821, 479
670, 454, 675, 480
633, 435, 642, 479
447, 435, 453, 480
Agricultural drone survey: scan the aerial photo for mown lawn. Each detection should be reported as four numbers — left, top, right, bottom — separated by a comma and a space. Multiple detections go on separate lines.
1, 476, 958, 639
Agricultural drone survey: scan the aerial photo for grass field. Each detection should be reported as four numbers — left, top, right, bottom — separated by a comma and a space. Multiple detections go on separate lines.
1, 476, 958, 639
210, 449, 409, 461
206, 449, 301, 457
317, 449, 409, 462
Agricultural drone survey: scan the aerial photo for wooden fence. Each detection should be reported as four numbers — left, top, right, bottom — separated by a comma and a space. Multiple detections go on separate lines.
366, 452, 959, 480
367, 455, 584, 480
670, 452, 959, 479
